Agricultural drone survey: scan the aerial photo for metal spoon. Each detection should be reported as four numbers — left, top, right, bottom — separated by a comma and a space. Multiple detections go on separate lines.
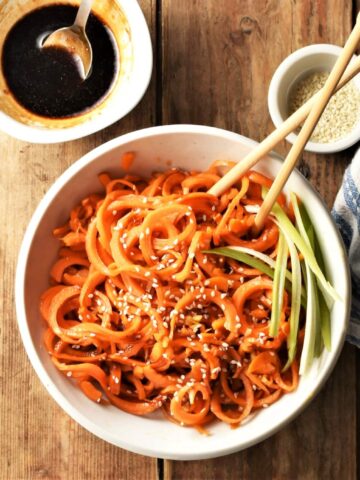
42, 0, 93, 80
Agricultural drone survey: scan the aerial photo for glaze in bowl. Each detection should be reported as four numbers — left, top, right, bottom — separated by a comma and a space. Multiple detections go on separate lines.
0, 0, 152, 143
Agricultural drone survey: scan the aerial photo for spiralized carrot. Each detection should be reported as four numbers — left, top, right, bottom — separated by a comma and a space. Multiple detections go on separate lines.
121, 151, 135, 171
40, 162, 302, 430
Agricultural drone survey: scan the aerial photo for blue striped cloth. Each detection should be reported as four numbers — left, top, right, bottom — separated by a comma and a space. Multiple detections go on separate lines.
332, 148, 360, 347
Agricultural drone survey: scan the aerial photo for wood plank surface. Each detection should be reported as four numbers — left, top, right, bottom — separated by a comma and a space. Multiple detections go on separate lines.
161, 1, 357, 478
0, 0, 359, 479
0, 2, 159, 480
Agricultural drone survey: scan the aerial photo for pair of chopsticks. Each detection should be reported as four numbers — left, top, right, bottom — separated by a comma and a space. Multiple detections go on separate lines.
209, 13, 360, 231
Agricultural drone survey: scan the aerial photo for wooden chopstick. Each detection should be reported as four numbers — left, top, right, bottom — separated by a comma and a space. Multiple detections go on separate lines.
253, 14, 360, 230
208, 55, 360, 199
209, 56, 360, 199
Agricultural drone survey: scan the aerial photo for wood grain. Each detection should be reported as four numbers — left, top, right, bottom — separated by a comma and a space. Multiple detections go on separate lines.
160, 1, 357, 478
0, 2, 158, 479
1, 1, 359, 479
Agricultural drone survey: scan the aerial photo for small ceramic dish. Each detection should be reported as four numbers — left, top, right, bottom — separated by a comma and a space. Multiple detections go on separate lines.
0, 0, 152, 143
268, 44, 360, 153
15, 125, 350, 460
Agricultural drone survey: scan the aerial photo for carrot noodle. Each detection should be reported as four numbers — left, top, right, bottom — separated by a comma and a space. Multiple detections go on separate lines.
40, 162, 302, 430
121, 151, 135, 171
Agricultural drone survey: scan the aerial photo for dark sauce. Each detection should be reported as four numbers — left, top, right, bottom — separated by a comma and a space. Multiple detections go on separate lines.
2, 4, 118, 118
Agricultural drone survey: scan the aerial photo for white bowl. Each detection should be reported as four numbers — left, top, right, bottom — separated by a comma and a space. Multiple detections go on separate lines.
0, 0, 152, 143
15, 125, 350, 460
268, 44, 360, 153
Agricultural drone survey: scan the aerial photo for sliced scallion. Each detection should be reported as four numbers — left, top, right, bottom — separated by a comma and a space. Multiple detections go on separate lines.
272, 201, 339, 307
204, 246, 306, 307
203, 247, 274, 277
269, 231, 288, 337
281, 228, 302, 370
292, 194, 332, 350
290, 193, 318, 374
301, 207, 331, 351
300, 263, 317, 375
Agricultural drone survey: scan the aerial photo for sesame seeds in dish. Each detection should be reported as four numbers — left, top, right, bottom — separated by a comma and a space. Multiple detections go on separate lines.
288, 71, 360, 143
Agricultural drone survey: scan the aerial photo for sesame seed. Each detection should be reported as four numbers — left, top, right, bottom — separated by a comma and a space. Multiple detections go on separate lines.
211, 367, 220, 374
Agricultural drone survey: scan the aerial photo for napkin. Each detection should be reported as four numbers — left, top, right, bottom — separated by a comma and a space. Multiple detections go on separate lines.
332, 148, 360, 347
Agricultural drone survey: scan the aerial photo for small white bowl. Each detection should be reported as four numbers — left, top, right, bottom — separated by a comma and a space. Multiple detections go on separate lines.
268, 44, 360, 153
15, 125, 350, 460
0, 0, 152, 143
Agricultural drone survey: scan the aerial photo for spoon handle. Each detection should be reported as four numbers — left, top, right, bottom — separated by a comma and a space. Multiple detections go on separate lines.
74, 0, 94, 30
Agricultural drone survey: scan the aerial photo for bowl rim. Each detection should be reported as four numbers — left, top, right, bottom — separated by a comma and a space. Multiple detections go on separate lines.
268, 43, 360, 153
15, 124, 351, 459
0, 0, 153, 144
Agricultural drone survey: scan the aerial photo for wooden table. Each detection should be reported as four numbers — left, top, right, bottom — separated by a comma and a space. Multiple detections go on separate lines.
1, 1, 359, 479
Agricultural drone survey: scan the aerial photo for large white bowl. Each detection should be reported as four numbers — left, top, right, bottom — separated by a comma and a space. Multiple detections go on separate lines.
15, 125, 350, 460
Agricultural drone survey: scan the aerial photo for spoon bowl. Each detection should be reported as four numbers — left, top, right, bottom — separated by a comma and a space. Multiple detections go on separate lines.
43, 25, 92, 79
42, 0, 93, 79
